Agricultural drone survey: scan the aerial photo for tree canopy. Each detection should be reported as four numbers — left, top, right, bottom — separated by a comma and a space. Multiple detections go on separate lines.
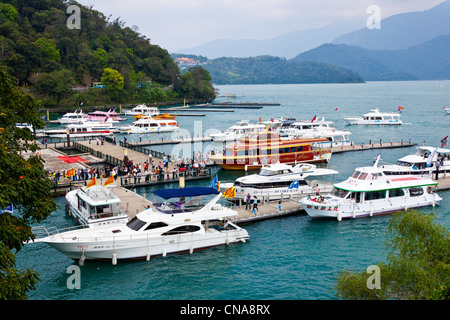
335, 211, 450, 300
0, 66, 57, 300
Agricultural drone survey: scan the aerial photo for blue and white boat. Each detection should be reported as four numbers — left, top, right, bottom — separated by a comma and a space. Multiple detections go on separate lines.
32, 187, 249, 264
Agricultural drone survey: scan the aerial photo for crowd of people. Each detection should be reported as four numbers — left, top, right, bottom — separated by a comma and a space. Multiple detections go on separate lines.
48, 153, 210, 186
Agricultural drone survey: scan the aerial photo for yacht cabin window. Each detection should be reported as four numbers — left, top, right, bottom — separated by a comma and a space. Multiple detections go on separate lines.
126, 217, 146, 231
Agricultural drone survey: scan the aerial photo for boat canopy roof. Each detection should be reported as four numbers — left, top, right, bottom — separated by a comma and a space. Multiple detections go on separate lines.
152, 187, 219, 199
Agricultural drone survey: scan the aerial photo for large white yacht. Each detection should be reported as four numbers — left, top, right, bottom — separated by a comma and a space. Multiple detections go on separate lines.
299, 156, 441, 221
344, 108, 402, 125
210, 120, 267, 142
117, 116, 179, 133
58, 109, 87, 124
123, 104, 160, 117
44, 122, 115, 138
32, 187, 249, 264
65, 185, 129, 228
279, 117, 353, 147
220, 162, 338, 201
380, 146, 450, 179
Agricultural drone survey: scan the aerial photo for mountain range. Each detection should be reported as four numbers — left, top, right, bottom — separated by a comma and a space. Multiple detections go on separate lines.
175, 1, 450, 82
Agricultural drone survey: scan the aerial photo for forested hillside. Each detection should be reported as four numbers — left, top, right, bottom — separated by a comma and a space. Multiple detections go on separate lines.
202, 56, 364, 85
0, 0, 215, 107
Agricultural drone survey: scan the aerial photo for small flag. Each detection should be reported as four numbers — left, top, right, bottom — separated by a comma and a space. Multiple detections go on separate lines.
65, 168, 75, 177
288, 180, 299, 189
311, 115, 317, 122
223, 187, 236, 199
398, 106, 404, 113
334, 108, 338, 111
103, 174, 114, 187
210, 175, 220, 191
85, 176, 97, 189
441, 136, 448, 147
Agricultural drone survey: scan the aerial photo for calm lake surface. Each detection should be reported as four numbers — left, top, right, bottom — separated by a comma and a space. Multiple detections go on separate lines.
17, 80, 450, 300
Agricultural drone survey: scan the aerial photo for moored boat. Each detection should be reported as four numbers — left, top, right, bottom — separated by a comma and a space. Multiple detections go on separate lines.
44, 122, 115, 138
117, 116, 179, 133
221, 162, 338, 201
65, 185, 129, 227
210, 120, 267, 142
380, 146, 450, 179
299, 156, 441, 221
123, 104, 160, 117
31, 187, 249, 264
207, 128, 332, 170
58, 109, 87, 124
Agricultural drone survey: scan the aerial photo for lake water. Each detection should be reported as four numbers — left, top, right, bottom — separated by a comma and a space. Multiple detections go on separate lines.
16, 80, 450, 301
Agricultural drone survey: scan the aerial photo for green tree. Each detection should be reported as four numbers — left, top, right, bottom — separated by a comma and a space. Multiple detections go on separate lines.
335, 210, 450, 300
34, 37, 60, 62
100, 67, 124, 100
0, 3, 19, 23
0, 66, 57, 300
35, 69, 73, 102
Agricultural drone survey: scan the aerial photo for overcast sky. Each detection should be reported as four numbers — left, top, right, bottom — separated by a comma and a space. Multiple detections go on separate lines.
76, 0, 445, 52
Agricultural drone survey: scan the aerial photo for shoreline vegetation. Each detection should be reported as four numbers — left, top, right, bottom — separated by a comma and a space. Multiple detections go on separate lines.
0, 1, 215, 109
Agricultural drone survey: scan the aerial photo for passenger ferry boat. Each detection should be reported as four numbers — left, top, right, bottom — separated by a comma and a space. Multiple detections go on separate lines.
58, 109, 87, 124
65, 185, 129, 227
210, 120, 267, 142
344, 108, 402, 125
117, 116, 179, 134
123, 104, 160, 117
220, 162, 338, 201
299, 156, 441, 221
207, 129, 332, 170
380, 146, 450, 179
44, 122, 115, 138
32, 187, 249, 264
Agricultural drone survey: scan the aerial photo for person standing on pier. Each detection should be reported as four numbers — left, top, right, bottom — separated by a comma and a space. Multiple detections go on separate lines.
253, 196, 258, 215
246, 193, 251, 210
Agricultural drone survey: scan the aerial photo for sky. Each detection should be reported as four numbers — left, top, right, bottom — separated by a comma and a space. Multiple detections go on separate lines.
76, 0, 446, 52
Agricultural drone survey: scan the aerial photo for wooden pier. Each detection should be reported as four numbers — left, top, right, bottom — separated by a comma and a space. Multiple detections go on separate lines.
330, 141, 416, 153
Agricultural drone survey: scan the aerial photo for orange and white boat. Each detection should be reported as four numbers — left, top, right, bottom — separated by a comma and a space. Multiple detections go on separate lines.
207, 128, 332, 170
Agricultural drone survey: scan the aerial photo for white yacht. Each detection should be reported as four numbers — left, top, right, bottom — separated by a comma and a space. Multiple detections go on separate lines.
32, 187, 249, 264
380, 146, 450, 179
344, 108, 402, 125
221, 162, 338, 201
44, 122, 115, 138
123, 104, 160, 117
279, 117, 353, 147
118, 116, 179, 134
65, 185, 129, 228
444, 107, 450, 114
58, 109, 87, 124
210, 120, 266, 142
299, 156, 441, 221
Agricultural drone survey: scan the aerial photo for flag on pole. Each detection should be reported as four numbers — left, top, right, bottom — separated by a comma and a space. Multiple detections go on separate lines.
223, 187, 236, 199
210, 175, 220, 191
398, 106, 404, 113
441, 136, 448, 147
311, 115, 317, 122
85, 176, 97, 189
103, 174, 114, 187
334, 108, 338, 111
288, 180, 299, 189
65, 168, 75, 177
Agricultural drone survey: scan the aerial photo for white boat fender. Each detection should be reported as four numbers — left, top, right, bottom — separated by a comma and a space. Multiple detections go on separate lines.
162, 248, 167, 257
337, 211, 342, 222
146, 252, 151, 261
226, 236, 230, 245
189, 244, 194, 254
112, 253, 117, 265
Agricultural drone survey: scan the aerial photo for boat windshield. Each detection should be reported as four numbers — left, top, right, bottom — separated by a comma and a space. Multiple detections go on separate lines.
396, 161, 412, 166
331, 187, 349, 199
258, 168, 291, 176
